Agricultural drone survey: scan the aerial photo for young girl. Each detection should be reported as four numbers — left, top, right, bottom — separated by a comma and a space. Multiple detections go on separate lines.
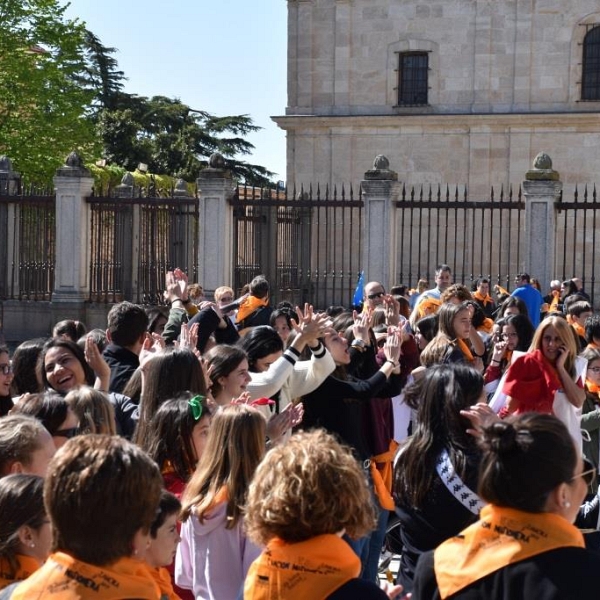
141, 395, 212, 497
176, 404, 265, 600
145, 490, 182, 600
0, 474, 51, 590
420, 302, 483, 371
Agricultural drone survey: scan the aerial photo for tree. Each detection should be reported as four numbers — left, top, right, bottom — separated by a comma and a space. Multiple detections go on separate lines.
98, 94, 274, 185
0, 0, 99, 182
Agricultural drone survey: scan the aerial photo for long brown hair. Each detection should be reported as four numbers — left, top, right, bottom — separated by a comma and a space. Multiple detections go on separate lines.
180, 404, 265, 529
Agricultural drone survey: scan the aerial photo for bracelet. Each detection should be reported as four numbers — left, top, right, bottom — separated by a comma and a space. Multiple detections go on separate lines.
385, 359, 398, 368
491, 359, 501, 365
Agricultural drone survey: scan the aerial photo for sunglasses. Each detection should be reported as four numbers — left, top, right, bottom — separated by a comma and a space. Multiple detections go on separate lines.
367, 292, 385, 300
570, 458, 597, 487
53, 427, 80, 439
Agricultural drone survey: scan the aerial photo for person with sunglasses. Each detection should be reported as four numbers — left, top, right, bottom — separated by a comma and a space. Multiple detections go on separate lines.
363, 282, 402, 326
412, 413, 600, 600
10, 393, 80, 449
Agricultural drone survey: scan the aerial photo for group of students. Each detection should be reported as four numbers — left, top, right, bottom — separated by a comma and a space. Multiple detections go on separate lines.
0, 266, 599, 599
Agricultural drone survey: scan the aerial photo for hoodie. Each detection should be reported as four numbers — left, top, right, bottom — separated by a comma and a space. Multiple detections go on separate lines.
175, 501, 260, 600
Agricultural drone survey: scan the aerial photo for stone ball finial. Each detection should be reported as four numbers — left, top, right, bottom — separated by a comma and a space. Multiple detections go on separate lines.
373, 155, 390, 170
65, 151, 83, 168
121, 172, 134, 186
175, 178, 187, 192
209, 152, 226, 169
0, 156, 13, 172
533, 152, 552, 170
525, 151, 559, 181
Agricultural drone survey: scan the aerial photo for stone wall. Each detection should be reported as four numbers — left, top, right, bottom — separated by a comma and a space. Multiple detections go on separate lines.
280, 0, 600, 194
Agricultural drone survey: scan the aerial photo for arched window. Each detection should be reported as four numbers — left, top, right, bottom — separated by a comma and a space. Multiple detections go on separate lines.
397, 52, 429, 106
582, 26, 600, 100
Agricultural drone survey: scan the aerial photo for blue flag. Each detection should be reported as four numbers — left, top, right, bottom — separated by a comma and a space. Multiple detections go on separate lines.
352, 271, 365, 308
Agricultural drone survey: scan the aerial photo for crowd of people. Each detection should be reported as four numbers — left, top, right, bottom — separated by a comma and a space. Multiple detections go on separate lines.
0, 265, 599, 599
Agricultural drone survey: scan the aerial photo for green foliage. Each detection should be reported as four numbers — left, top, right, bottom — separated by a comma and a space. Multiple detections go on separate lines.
98, 95, 275, 186
0, 0, 99, 181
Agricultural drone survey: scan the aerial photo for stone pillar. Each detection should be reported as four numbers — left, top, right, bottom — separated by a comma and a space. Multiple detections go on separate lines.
0, 157, 20, 300
196, 153, 235, 296
52, 152, 94, 303
361, 155, 401, 288
522, 152, 562, 290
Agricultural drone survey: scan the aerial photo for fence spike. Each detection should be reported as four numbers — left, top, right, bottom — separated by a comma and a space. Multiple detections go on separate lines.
316, 182, 321, 201
463, 185, 468, 202
594, 184, 597, 203
574, 184, 578, 203
349, 185, 354, 201
341, 183, 346, 201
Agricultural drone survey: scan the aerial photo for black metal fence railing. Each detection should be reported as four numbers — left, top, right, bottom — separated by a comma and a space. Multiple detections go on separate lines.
230, 184, 364, 309
87, 195, 199, 304
0, 184, 55, 301
395, 184, 525, 291
555, 185, 599, 306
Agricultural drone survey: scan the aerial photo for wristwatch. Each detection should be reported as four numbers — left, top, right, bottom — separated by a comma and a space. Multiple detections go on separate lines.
351, 339, 367, 350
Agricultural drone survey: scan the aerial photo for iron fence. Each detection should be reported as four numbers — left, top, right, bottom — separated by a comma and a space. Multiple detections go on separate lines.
231, 184, 363, 309
395, 184, 525, 291
0, 184, 55, 300
87, 193, 199, 304
555, 185, 599, 306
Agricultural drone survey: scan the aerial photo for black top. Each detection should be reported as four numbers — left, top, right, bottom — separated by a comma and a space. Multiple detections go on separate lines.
394, 452, 481, 593
188, 306, 239, 353
328, 578, 388, 599
302, 371, 402, 461
412, 546, 600, 600
103, 343, 139, 394
237, 305, 273, 331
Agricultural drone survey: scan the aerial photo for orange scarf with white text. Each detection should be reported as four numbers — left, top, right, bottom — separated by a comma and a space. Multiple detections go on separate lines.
10, 552, 160, 599
434, 505, 584, 599
244, 534, 360, 600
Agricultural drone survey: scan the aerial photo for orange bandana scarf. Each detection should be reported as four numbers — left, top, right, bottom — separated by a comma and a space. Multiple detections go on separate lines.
370, 440, 399, 510
0, 554, 41, 590
11, 552, 160, 599
549, 290, 560, 312
585, 379, 600, 401
568, 320, 586, 339
417, 298, 442, 318
457, 339, 474, 362
151, 567, 179, 600
236, 296, 269, 324
434, 505, 584, 599
472, 291, 493, 307
477, 317, 495, 335
244, 534, 360, 600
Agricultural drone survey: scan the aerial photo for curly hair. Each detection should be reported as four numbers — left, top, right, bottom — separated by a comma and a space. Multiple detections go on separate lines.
245, 429, 376, 546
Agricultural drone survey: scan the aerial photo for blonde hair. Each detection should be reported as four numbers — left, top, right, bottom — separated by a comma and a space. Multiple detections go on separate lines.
530, 316, 579, 377
245, 430, 376, 545
64, 387, 116, 435
214, 286, 234, 302
180, 404, 265, 529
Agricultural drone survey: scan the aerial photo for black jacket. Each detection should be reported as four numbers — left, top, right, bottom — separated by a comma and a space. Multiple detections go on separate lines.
103, 344, 139, 394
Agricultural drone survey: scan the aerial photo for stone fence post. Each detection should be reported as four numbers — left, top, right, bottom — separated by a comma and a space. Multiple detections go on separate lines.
361, 155, 401, 289
52, 152, 94, 304
196, 153, 236, 296
521, 152, 562, 291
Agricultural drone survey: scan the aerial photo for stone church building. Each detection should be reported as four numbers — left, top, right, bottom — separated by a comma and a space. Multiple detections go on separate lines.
274, 0, 600, 194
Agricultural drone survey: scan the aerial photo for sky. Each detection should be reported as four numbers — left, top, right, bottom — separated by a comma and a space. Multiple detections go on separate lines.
64, 0, 288, 182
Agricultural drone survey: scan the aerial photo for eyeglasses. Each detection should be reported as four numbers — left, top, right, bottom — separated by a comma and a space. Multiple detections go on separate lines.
367, 292, 385, 300
570, 458, 597, 487
588, 367, 600, 373
0, 364, 13, 376
53, 427, 80, 439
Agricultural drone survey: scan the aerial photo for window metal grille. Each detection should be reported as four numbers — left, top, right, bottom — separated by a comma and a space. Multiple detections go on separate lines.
397, 52, 429, 105
582, 26, 600, 100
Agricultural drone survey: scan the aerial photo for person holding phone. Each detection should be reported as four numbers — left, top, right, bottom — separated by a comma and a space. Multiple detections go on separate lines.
497, 316, 586, 447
